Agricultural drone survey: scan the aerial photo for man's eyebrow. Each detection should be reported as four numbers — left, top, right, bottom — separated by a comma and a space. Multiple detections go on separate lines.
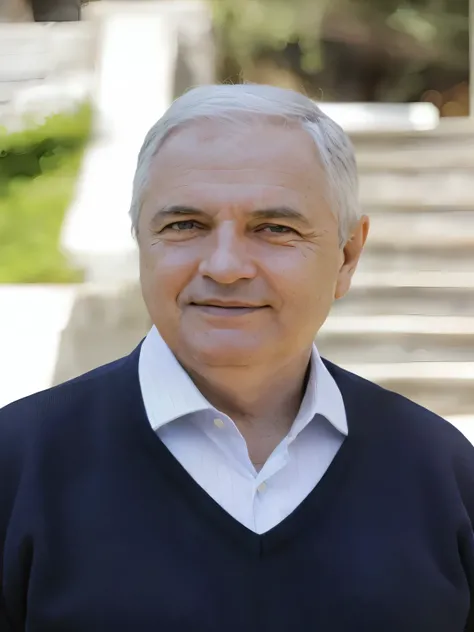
149, 204, 311, 226
150, 205, 207, 226
248, 207, 310, 226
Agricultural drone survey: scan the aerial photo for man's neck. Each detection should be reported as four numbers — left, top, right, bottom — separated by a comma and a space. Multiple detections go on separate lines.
183, 351, 312, 468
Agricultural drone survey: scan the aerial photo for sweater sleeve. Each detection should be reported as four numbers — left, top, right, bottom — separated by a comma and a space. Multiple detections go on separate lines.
453, 432, 474, 632
0, 608, 13, 632
0, 400, 30, 632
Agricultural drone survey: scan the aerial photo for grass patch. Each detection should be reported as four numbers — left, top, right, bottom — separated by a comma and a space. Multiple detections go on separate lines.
0, 104, 92, 283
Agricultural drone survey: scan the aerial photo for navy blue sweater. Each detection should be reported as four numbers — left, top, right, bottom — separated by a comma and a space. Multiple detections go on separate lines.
1, 344, 474, 632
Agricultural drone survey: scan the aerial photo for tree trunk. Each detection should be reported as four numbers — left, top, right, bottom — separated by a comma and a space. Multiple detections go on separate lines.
31, 0, 81, 21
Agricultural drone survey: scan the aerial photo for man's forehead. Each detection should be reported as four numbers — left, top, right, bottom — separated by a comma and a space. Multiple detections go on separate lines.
141, 122, 331, 222
147, 126, 324, 207
155, 117, 320, 167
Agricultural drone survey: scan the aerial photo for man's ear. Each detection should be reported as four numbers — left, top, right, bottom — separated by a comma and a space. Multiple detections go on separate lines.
335, 215, 370, 300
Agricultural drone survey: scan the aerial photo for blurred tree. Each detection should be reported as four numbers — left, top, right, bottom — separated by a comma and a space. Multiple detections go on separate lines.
210, 0, 469, 112
29, 0, 81, 21
211, 0, 331, 75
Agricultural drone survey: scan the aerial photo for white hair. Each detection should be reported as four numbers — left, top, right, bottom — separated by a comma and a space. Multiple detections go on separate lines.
130, 83, 359, 245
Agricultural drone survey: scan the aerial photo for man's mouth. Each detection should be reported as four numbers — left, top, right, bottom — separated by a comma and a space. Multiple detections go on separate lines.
189, 302, 267, 316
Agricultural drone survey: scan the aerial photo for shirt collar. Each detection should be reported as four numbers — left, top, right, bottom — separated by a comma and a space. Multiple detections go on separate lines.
139, 326, 348, 437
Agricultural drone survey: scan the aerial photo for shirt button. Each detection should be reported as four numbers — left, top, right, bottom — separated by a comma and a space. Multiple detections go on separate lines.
213, 418, 225, 429
257, 482, 267, 493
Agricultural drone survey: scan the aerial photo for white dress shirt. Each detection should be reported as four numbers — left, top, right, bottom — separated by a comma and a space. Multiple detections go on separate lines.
139, 326, 348, 534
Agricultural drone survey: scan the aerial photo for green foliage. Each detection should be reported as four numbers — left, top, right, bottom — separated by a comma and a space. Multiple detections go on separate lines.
0, 105, 92, 283
347, 0, 468, 69
209, 0, 468, 85
210, 0, 331, 73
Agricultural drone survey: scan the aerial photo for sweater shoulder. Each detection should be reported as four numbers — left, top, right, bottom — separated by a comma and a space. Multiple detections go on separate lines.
325, 357, 470, 440
0, 350, 138, 531
0, 351, 132, 432
326, 359, 474, 517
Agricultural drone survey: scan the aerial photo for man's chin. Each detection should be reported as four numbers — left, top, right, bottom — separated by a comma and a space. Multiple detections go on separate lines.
183, 331, 267, 367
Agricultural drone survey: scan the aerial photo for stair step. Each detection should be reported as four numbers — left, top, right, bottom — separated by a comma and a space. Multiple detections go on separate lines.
351, 118, 474, 143
359, 246, 474, 274
319, 102, 439, 134
319, 316, 474, 363
360, 210, 474, 273
366, 210, 474, 245
336, 272, 474, 317
339, 362, 474, 417
333, 285, 474, 317
352, 271, 474, 288
342, 360, 474, 380
356, 144, 474, 171
359, 172, 474, 209
322, 315, 474, 334
353, 120, 474, 171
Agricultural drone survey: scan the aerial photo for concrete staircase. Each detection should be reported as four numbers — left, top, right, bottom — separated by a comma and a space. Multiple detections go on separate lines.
318, 121, 474, 423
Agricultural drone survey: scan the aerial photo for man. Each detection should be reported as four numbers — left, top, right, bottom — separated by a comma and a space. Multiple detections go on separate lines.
1, 84, 473, 631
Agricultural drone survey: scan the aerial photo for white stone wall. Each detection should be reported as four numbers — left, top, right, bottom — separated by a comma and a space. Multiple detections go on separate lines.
0, 22, 96, 130
52, 283, 151, 385
0, 283, 149, 407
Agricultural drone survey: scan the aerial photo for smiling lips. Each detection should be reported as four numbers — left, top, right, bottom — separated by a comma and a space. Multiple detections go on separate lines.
189, 301, 268, 316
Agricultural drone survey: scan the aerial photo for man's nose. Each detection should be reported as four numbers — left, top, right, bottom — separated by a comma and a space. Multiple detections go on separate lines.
198, 222, 257, 284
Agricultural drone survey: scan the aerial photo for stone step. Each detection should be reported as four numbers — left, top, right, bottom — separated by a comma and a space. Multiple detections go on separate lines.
352, 271, 474, 288
333, 284, 474, 317
339, 362, 474, 417
359, 245, 474, 274
365, 209, 474, 246
337, 271, 474, 316
354, 127, 474, 171
319, 102, 439, 134
359, 171, 474, 209
351, 117, 474, 141
356, 145, 474, 171
351, 119, 474, 152
333, 272, 474, 317
360, 210, 474, 273
318, 316, 474, 363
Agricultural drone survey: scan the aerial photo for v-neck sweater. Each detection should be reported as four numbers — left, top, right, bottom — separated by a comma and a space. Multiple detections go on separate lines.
1, 344, 474, 632
139, 325, 348, 534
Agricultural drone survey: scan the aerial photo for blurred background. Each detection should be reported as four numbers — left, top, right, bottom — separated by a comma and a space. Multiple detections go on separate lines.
0, 0, 473, 441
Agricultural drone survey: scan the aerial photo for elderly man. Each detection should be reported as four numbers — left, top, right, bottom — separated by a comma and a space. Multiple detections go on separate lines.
1, 84, 473, 631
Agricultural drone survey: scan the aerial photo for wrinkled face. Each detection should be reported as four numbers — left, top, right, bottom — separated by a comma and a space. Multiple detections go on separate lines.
138, 118, 367, 368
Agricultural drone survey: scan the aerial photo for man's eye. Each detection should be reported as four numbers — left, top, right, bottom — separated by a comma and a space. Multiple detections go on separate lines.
165, 220, 200, 231
260, 224, 295, 234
